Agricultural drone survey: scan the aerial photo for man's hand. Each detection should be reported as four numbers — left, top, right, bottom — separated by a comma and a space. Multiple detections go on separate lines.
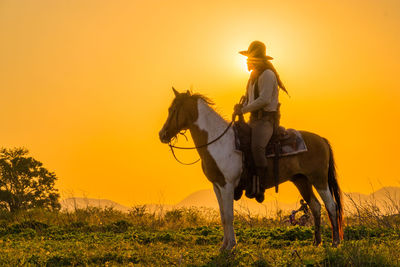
232, 104, 243, 121
233, 104, 243, 115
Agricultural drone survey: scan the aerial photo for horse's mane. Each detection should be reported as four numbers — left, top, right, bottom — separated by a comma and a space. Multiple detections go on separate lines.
190, 92, 215, 106
189, 91, 229, 122
174, 90, 227, 121
175, 90, 215, 106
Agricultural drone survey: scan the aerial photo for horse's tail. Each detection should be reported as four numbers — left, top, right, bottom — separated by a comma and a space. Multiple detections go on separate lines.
323, 138, 344, 240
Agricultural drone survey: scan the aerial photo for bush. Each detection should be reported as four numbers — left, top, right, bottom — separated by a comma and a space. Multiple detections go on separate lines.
164, 209, 184, 223
8, 220, 48, 234
107, 220, 132, 233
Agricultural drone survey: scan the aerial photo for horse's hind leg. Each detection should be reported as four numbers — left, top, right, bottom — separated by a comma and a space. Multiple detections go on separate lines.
314, 183, 341, 247
292, 174, 322, 246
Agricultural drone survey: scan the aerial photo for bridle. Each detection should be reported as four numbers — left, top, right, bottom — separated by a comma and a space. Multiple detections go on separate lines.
167, 107, 234, 165
168, 121, 233, 165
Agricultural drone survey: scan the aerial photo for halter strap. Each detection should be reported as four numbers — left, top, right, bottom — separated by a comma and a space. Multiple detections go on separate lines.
168, 121, 233, 150
169, 145, 201, 165
168, 120, 234, 165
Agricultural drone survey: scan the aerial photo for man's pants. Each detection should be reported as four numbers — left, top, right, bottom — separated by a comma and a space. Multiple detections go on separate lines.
249, 116, 274, 168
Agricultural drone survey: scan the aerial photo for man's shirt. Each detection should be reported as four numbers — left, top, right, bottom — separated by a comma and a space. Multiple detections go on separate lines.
242, 69, 279, 114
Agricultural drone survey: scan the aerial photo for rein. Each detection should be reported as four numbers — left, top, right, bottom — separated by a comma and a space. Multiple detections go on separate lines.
168, 120, 234, 165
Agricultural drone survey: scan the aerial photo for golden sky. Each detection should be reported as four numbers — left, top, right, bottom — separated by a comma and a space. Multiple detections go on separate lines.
1, 0, 400, 205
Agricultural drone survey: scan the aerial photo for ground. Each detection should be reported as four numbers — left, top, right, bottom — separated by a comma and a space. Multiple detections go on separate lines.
0, 207, 399, 266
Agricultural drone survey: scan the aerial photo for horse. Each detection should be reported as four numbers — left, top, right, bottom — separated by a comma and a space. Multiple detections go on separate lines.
159, 88, 344, 250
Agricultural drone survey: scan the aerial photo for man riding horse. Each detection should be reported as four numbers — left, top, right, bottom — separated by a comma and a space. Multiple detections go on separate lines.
233, 41, 289, 202
159, 41, 344, 249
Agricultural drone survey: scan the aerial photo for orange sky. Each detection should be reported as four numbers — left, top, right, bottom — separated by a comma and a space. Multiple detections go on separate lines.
1, 0, 400, 205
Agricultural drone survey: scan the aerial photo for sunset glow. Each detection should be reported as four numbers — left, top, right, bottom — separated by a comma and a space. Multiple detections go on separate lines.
1, 0, 400, 206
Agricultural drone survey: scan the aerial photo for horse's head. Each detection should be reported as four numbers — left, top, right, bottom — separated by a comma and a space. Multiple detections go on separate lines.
159, 88, 198, 143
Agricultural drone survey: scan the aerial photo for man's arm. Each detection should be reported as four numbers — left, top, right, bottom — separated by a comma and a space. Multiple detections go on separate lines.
241, 70, 276, 114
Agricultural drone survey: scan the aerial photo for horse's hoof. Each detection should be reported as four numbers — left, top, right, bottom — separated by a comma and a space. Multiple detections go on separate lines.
219, 244, 227, 252
313, 239, 322, 247
331, 241, 340, 248
225, 242, 237, 251
219, 240, 228, 252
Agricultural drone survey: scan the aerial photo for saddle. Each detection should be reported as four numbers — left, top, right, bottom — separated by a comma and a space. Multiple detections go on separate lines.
233, 113, 307, 201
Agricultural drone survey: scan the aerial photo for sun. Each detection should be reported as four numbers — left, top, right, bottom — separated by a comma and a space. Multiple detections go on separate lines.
238, 55, 251, 74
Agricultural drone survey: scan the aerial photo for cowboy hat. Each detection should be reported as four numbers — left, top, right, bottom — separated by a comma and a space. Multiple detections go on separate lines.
239, 40, 273, 60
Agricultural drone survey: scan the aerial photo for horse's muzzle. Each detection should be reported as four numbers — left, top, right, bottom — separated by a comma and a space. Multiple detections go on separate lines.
159, 129, 170, 144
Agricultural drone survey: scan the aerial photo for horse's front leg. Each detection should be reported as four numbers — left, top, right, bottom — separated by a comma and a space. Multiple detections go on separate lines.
213, 182, 236, 251
213, 184, 227, 250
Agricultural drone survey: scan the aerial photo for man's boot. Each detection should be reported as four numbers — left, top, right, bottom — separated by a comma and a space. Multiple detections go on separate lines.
234, 178, 246, 200
255, 167, 267, 203
245, 173, 256, 199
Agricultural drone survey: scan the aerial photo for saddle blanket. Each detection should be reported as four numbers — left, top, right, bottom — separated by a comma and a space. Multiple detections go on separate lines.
233, 122, 308, 158
265, 129, 308, 157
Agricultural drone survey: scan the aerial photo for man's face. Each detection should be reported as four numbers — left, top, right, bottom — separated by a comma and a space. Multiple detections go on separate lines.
246, 59, 255, 71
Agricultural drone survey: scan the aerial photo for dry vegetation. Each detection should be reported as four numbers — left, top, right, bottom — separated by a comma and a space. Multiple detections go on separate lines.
0, 193, 399, 266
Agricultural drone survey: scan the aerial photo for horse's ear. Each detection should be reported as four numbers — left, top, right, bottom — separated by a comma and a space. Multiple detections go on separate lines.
172, 87, 179, 96
186, 90, 191, 95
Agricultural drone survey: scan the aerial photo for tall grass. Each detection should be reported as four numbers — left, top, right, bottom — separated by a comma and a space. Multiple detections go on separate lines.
344, 189, 400, 230
0, 191, 399, 231
0, 196, 400, 266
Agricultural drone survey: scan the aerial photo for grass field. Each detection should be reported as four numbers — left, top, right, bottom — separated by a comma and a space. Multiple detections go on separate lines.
0, 204, 400, 266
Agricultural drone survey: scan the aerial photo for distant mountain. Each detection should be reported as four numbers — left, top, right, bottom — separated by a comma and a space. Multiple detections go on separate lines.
343, 186, 400, 213
61, 197, 130, 212
60, 186, 400, 216
178, 186, 400, 215
177, 189, 299, 216
371, 186, 400, 199
177, 189, 218, 208
60, 197, 175, 213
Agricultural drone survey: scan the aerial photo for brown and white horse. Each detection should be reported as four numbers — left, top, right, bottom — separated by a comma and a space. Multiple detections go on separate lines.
159, 88, 343, 250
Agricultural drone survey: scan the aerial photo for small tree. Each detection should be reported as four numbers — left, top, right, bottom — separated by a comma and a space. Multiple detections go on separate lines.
0, 147, 60, 212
